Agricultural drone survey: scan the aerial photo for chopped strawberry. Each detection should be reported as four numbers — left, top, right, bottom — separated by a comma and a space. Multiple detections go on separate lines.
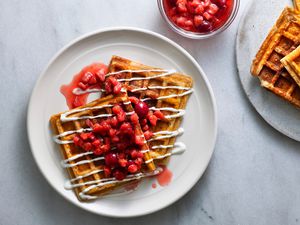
129, 96, 140, 105
80, 133, 89, 140
142, 124, 149, 131
130, 113, 139, 125
83, 142, 92, 151
73, 135, 81, 146
103, 166, 111, 177
128, 164, 138, 173
92, 139, 101, 147
104, 81, 113, 93
113, 169, 126, 180
109, 116, 118, 127
81, 72, 93, 84
78, 82, 88, 90
148, 114, 158, 126
118, 158, 128, 167
120, 122, 133, 135
85, 119, 94, 128
93, 147, 103, 156
88, 74, 97, 85
154, 110, 165, 120
135, 135, 145, 146
113, 82, 122, 94
144, 131, 153, 140
130, 149, 138, 159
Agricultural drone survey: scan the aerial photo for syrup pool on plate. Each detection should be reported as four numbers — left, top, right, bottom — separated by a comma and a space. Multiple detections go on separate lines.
163, 0, 233, 33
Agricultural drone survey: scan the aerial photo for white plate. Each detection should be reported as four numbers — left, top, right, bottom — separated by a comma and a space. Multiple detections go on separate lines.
236, 0, 300, 141
27, 27, 217, 217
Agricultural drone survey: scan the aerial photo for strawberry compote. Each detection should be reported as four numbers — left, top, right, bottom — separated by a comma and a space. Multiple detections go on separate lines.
163, 0, 234, 33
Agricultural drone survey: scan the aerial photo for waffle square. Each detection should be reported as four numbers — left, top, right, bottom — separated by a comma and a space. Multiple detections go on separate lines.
50, 94, 157, 201
281, 45, 300, 87
294, 0, 300, 11
107, 56, 193, 166
251, 7, 300, 107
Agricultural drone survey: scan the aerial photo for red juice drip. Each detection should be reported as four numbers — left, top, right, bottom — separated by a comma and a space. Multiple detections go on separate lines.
60, 63, 108, 109
156, 167, 173, 186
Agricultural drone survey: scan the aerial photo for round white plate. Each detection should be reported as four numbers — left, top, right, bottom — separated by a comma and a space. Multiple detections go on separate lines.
236, 0, 300, 141
27, 27, 217, 217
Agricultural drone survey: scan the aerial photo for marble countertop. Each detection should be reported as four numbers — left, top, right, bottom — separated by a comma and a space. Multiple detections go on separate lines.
1, 0, 300, 224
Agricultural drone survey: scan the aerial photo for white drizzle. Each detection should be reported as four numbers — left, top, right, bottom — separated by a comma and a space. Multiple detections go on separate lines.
149, 128, 184, 142
53, 128, 93, 144
116, 70, 176, 82
141, 88, 193, 102
105, 69, 170, 77
79, 168, 162, 200
149, 107, 185, 119
72, 87, 105, 95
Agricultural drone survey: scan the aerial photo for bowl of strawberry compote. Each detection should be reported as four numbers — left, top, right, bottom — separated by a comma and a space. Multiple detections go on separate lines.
158, 0, 239, 39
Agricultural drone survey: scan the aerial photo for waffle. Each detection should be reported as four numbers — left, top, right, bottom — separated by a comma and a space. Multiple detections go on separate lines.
251, 7, 300, 107
294, 0, 300, 11
107, 56, 193, 166
281, 45, 300, 87
50, 94, 156, 201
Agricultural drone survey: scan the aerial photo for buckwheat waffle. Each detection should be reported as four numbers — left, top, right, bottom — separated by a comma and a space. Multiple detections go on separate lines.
108, 56, 193, 166
251, 7, 300, 107
50, 94, 155, 201
281, 45, 300, 87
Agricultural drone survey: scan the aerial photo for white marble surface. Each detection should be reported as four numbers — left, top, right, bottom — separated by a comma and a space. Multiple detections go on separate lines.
1, 0, 300, 224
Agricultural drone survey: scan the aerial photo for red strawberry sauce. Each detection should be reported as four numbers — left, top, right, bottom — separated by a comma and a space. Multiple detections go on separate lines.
156, 167, 173, 186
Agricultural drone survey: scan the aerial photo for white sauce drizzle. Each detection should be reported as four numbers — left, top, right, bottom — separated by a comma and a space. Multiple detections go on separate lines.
149, 128, 184, 142
79, 168, 162, 200
149, 107, 185, 119
53, 128, 93, 144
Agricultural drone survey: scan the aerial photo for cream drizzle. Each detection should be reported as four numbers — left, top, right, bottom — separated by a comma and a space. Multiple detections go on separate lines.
53, 128, 93, 144
116, 70, 176, 82
149, 107, 185, 119
79, 168, 162, 200
149, 128, 184, 142
141, 88, 193, 102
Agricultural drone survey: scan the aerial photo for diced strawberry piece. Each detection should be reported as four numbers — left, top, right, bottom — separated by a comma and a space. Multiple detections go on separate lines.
108, 76, 119, 86
109, 116, 118, 127
130, 149, 138, 159
144, 131, 153, 140
88, 74, 97, 85
87, 132, 95, 141
194, 15, 204, 27
112, 136, 120, 143
207, 3, 218, 14
112, 105, 122, 114
101, 144, 110, 153
129, 96, 140, 105
120, 122, 133, 135
93, 147, 103, 156
137, 151, 144, 159
109, 129, 116, 137
81, 72, 93, 84
184, 19, 193, 27
176, 16, 187, 26
201, 0, 211, 7
142, 124, 149, 131
118, 158, 128, 167
92, 139, 101, 147
154, 110, 165, 120
103, 166, 111, 177
80, 133, 89, 140
169, 7, 177, 16
135, 158, 143, 168
195, 4, 204, 14
78, 82, 88, 90
104, 81, 113, 93
130, 113, 139, 125
85, 119, 94, 128
148, 114, 158, 126
177, 2, 187, 13
190, 0, 201, 7
135, 135, 145, 146
117, 111, 126, 122
117, 143, 127, 151
73, 135, 81, 146
83, 142, 92, 151
203, 12, 212, 20
128, 164, 138, 173
113, 169, 126, 180
141, 118, 148, 126
113, 82, 122, 94
96, 70, 106, 82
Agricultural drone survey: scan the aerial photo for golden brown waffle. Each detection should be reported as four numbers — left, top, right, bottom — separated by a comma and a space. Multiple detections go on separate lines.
294, 0, 300, 11
281, 46, 300, 87
251, 7, 300, 107
108, 56, 193, 166
50, 94, 155, 201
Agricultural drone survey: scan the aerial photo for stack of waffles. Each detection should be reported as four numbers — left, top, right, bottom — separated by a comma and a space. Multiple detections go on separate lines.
50, 56, 193, 201
251, 4, 300, 107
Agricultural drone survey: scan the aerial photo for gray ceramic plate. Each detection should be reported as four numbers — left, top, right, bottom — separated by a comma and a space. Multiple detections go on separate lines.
236, 0, 300, 141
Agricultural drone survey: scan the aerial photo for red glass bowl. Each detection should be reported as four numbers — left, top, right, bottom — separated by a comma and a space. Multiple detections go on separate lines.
157, 0, 240, 39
